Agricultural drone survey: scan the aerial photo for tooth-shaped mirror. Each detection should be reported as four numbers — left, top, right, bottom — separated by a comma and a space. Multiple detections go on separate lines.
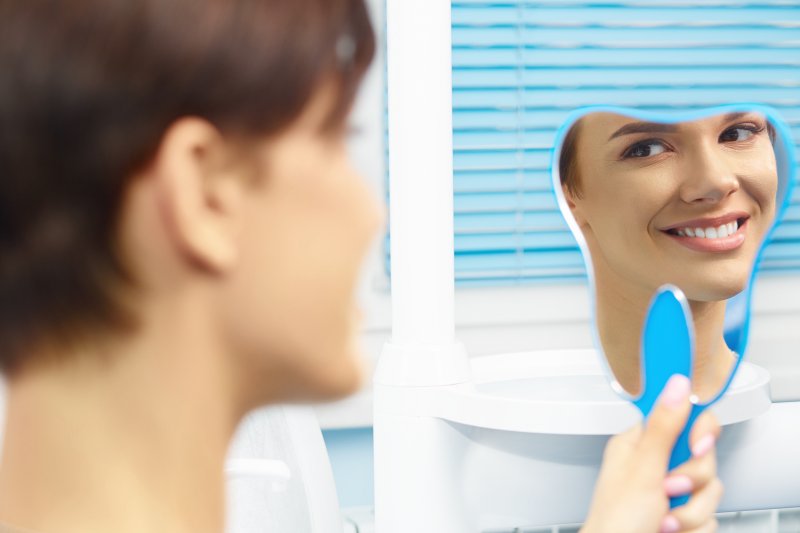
553, 105, 796, 405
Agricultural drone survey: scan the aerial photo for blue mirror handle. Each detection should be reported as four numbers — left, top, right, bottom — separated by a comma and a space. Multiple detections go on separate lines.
636, 285, 696, 509
667, 404, 704, 508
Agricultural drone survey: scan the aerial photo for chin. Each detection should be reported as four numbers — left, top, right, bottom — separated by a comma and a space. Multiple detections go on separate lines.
315, 371, 364, 402
306, 350, 367, 402
683, 278, 748, 303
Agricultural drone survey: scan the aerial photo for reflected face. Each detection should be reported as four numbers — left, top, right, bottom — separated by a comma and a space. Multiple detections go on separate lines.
564, 112, 778, 302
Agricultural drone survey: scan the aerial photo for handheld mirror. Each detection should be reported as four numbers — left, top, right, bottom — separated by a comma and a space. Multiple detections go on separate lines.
552, 105, 796, 504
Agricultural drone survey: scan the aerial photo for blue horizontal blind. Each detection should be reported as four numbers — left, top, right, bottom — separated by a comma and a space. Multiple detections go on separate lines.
431, 0, 800, 285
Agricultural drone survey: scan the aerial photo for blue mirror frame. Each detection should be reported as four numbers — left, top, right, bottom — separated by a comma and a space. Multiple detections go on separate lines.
550, 103, 797, 408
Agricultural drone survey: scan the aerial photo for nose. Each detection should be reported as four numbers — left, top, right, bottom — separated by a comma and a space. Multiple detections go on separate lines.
678, 141, 739, 205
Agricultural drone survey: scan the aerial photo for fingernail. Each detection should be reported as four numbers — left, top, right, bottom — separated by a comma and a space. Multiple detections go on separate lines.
663, 474, 694, 497
660, 374, 691, 408
660, 515, 681, 533
692, 434, 716, 457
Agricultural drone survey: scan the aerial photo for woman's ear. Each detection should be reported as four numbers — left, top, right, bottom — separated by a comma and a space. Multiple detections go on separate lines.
562, 184, 588, 228
151, 117, 246, 274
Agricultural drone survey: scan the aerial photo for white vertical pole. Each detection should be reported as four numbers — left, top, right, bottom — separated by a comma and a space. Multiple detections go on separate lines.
387, 0, 455, 346
374, 2, 471, 529
379, 0, 468, 386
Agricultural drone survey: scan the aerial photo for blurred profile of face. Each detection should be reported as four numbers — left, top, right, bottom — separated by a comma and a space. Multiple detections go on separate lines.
218, 88, 383, 403
565, 111, 778, 303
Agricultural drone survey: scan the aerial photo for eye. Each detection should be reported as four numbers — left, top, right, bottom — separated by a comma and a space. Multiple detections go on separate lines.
719, 123, 762, 143
622, 140, 667, 159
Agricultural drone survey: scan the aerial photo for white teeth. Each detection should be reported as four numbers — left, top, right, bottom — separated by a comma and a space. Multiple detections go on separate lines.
674, 220, 741, 239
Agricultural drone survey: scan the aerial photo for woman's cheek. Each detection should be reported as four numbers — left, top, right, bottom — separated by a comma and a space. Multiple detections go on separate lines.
745, 172, 778, 216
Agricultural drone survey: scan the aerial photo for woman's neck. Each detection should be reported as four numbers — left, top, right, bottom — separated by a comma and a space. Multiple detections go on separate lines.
594, 266, 735, 402
0, 295, 243, 533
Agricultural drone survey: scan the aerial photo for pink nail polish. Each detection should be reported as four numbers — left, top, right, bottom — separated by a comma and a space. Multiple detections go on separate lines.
660, 374, 691, 408
692, 434, 716, 457
660, 515, 681, 533
663, 474, 693, 497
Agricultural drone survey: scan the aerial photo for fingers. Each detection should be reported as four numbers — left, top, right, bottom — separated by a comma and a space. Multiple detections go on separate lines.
603, 423, 642, 461
663, 411, 720, 497
666, 447, 716, 498
639, 374, 693, 467
675, 518, 719, 533
614, 422, 643, 445
663, 477, 724, 532
690, 411, 721, 457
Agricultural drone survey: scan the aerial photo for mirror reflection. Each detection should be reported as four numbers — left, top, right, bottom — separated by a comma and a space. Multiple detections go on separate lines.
556, 110, 784, 402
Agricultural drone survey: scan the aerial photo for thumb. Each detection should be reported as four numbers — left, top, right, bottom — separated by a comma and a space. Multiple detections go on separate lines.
638, 374, 693, 469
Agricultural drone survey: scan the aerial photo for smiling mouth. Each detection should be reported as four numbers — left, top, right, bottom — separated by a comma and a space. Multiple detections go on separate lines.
661, 216, 750, 253
664, 216, 749, 239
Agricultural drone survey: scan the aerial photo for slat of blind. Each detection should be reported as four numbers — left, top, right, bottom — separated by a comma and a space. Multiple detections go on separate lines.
452, 27, 799, 47
454, 190, 557, 212
452, 8, 800, 26
454, 169, 553, 193
455, 211, 569, 233
454, 69, 800, 89
455, 231, 578, 253
453, 88, 800, 109
386, 1, 800, 283
453, 1, 797, 8
453, 107, 800, 130
452, 48, 800, 68
456, 249, 585, 270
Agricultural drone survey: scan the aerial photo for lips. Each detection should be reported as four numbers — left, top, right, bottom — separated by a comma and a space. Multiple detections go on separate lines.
660, 212, 750, 253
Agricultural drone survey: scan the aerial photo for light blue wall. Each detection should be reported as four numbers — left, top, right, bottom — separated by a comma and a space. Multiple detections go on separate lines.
322, 428, 374, 508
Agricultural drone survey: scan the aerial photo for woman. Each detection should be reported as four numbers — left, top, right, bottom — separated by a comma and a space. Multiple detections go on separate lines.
0, 2, 720, 532
559, 111, 778, 401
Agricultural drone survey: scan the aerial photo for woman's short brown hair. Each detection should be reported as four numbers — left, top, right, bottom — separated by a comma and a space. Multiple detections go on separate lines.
558, 119, 583, 199
0, 0, 375, 373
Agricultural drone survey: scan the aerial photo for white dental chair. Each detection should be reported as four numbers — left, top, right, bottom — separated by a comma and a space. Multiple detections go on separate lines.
225, 405, 343, 533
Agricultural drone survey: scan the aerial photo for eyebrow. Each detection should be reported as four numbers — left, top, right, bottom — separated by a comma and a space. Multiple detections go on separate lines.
607, 112, 752, 141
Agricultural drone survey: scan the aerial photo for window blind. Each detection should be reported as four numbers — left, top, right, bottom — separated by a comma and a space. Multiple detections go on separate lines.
388, 1, 800, 285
